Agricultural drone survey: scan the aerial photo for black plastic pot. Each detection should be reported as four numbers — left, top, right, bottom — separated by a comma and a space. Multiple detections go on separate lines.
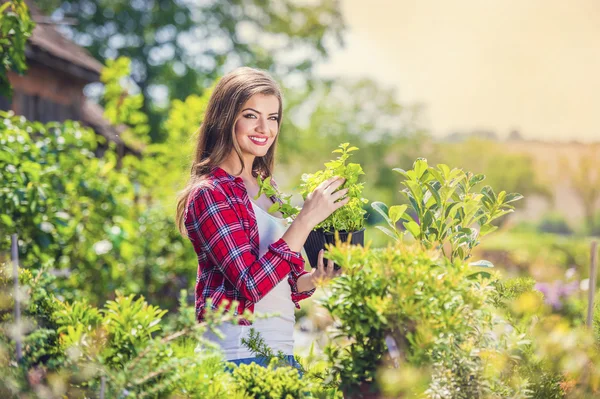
304, 228, 365, 270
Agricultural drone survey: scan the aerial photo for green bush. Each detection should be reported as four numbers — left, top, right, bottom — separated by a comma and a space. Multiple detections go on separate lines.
231, 360, 309, 399
321, 243, 527, 397
0, 111, 195, 309
371, 158, 523, 262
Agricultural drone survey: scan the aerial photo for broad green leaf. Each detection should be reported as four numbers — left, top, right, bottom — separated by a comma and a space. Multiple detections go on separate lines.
375, 226, 400, 242
403, 220, 420, 238
371, 201, 392, 225
1, 214, 13, 227
438, 164, 451, 179
504, 193, 524, 204
267, 202, 280, 214
467, 271, 492, 280
392, 168, 409, 180
425, 182, 442, 206
388, 204, 407, 224
469, 173, 485, 186
479, 224, 498, 237
469, 259, 494, 268
413, 158, 428, 179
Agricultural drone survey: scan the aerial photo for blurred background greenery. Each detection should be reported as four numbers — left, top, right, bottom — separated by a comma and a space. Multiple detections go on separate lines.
1, 0, 598, 311
2, 1, 600, 397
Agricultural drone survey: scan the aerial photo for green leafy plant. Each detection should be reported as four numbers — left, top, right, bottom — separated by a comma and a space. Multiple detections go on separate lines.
255, 175, 300, 220
299, 143, 368, 232
371, 158, 523, 263
231, 360, 310, 399
321, 242, 530, 398
0, 0, 35, 98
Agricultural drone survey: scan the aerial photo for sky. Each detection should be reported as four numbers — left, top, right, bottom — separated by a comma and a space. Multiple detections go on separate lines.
316, 0, 600, 142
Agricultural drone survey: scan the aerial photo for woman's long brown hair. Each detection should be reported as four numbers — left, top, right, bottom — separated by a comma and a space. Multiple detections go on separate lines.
175, 67, 283, 236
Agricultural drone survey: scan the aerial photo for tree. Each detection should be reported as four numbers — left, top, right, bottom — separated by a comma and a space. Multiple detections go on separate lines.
41, 0, 345, 142
0, 0, 35, 97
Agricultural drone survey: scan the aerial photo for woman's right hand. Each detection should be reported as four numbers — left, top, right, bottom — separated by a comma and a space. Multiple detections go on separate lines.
299, 176, 350, 229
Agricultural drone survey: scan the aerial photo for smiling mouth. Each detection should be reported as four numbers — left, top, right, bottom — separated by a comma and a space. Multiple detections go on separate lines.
249, 136, 268, 144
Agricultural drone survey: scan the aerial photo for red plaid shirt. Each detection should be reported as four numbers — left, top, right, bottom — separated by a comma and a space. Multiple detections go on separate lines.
184, 166, 315, 325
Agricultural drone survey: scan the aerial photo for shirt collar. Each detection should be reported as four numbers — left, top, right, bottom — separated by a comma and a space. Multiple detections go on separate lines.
211, 166, 244, 183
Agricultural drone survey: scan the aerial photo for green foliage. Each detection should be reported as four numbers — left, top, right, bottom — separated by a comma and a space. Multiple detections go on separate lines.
300, 143, 368, 232
371, 158, 523, 262
255, 175, 300, 220
0, 263, 65, 371
45, 0, 345, 141
321, 243, 528, 397
231, 360, 310, 399
0, 0, 35, 98
101, 56, 150, 147
124, 89, 212, 205
0, 111, 195, 309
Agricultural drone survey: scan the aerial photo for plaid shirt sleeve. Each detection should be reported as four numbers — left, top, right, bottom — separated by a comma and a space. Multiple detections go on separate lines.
270, 177, 316, 304
185, 184, 304, 304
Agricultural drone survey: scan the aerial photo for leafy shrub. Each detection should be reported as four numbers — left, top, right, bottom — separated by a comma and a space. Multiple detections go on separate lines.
231, 361, 307, 398
0, 111, 195, 309
321, 243, 527, 397
371, 158, 523, 262
299, 143, 368, 232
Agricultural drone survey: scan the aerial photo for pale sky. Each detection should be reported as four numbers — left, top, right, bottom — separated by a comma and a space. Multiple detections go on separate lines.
316, 0, 600, 142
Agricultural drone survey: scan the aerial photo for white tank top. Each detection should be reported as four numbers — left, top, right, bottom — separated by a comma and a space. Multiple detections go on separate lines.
202, 199, 296, 360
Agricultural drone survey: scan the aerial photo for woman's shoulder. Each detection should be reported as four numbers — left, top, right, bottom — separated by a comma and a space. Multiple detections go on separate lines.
187, 169, 245, 207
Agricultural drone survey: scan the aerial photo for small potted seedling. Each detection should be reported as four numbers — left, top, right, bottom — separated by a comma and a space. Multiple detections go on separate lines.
299, 143, 368, 269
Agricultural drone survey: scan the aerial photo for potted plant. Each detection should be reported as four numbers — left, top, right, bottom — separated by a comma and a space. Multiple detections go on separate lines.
299, 143, 368, 269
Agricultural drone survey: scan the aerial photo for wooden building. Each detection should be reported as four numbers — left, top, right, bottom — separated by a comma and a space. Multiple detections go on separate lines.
0, 2, 140, 162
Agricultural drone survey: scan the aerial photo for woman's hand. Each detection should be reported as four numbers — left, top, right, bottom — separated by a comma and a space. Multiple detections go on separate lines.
282, 176, 349, 254
296, 249, 341, 292
298, 176, 349, 230
311, 249, 342, 285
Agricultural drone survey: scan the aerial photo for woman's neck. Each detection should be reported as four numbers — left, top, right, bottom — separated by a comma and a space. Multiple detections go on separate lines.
219, 152, 255, 181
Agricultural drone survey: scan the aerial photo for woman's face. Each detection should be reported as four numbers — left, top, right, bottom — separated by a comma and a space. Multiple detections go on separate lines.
233, 93, 280, 159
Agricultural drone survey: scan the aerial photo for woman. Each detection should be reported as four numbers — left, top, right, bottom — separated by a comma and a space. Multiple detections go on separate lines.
175, 67, 349, 367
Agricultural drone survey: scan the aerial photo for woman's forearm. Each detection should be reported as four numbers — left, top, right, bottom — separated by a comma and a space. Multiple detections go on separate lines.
281, 214, 313, 253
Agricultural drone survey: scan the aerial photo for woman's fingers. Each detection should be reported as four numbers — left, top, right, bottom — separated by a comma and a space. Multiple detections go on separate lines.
334, 195, 351, 210
323, 177, 345, 195
317, 249, 325, 273
317, 176, 341, 192
330, 188, 349, 202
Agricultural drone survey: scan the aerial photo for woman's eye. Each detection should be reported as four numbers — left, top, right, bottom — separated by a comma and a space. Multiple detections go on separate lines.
269, 116, 278, 121
244, 113, 256, 119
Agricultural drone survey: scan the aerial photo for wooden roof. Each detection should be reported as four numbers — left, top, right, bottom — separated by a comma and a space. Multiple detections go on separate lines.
25, 1, 103, 82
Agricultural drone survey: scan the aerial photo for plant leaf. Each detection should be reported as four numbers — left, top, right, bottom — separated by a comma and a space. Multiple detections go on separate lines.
388, 204, 407, 224
403, 221, 420, 239
469, 259, 494, 268
375, 226, 400, 242
504, 193, 524, 204
371, 201, 391, 223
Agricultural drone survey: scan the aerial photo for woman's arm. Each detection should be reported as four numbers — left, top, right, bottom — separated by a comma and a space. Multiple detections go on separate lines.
186, 185, 301, 303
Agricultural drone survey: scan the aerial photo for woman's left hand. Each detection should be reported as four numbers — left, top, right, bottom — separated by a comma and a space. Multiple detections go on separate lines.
310, 249, 341, 286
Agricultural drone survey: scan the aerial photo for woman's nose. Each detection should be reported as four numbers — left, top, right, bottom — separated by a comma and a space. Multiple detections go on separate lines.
256, 116, 269, 134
